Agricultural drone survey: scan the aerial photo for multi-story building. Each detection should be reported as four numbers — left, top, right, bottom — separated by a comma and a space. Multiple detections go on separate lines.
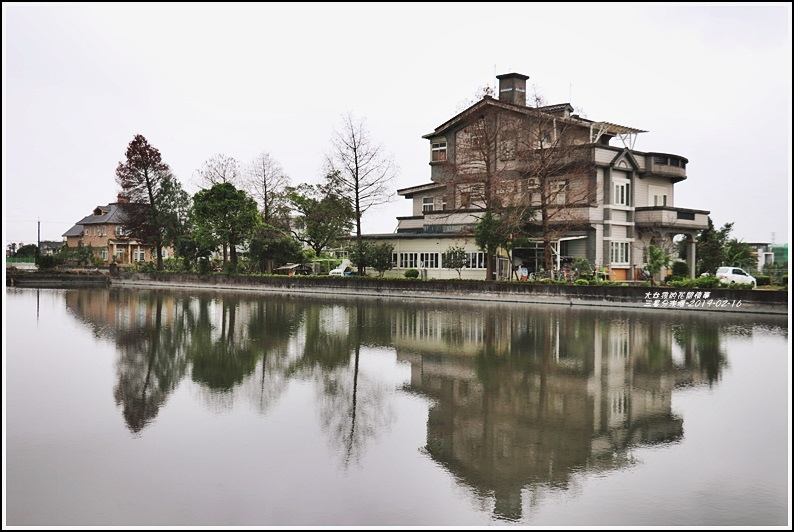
62, 194, 168, 265
368, 73, 709, 281
746, 242, 775, 272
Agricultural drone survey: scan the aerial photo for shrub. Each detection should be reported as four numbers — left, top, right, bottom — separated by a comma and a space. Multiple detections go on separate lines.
37, 255, 60, 270
136, 261, 156, 273
197, 258, 211, 275
575, 278, 589, 285
782, 275, 788, 286
571, 258, 593, 279
693, 275, 721, 289
671, 261, 690, 277
163, 257, 183, 273
755, 275, 770, 286
404, 268, 420, 279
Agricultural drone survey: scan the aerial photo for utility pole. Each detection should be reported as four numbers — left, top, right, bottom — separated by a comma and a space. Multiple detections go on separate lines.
36, 218, 41, 266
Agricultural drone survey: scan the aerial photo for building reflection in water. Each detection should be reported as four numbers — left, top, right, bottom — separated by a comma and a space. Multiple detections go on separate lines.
390, 302, 728, 521
63, 287, 750, 520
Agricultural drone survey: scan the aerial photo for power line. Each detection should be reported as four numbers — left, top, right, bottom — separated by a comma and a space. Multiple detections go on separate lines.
6, 219, 75, 225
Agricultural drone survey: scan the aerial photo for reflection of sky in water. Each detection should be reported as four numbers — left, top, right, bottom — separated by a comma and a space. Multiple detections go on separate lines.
4, 287, 789, 526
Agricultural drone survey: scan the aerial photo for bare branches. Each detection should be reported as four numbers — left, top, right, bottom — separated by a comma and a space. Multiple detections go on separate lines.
192, 154, 242, 190
512, 112, 595, 270
244, 152, 291, 226
326, 112, 398, 239
439, 96, 596, 272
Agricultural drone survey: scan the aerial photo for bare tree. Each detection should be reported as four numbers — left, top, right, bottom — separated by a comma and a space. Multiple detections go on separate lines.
439, 105, 528, 279
437, 86, 596, 275
325, 112, 398, 244
192, 154, 242, 190
512, 100, 596, 272
244, 152, 291, 228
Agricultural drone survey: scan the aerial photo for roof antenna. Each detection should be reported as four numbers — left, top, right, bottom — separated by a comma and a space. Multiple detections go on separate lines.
493, 64, 497, 93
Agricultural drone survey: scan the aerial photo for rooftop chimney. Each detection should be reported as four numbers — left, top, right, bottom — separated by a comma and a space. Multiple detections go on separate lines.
496, 73, 529, 106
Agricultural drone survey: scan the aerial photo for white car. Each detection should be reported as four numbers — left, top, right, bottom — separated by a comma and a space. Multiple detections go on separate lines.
328, 260, 354, 277
715, 266, 756, 288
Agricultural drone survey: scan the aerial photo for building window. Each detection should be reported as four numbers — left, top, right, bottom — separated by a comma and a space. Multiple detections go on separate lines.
100, 249, 108, 260
614, 181, 629, 206
419, 252, 439, 268
399, 252, 418, 269
431, 141, 447, 162
441, 197, 447, 211
648, 185, 668, 207
553, 181, 567, 205
469, 131, 485, 150
536, 131, 552, 149
116, 249, 125, 260
610, 241, 630, 265
459, 183, 483, 208
500, 142, 515, 161
465, 251, 485, 269
422, 197, 435, 213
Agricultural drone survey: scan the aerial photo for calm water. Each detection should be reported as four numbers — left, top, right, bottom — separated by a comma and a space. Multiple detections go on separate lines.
3, 287, 791, 527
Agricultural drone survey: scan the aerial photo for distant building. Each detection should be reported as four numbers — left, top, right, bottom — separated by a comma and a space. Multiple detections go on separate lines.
747, 242, 775, 271
746, 242, 789, 271
771, 243, 788, 265
62, 194, 171, 265
39, 240, 64, 256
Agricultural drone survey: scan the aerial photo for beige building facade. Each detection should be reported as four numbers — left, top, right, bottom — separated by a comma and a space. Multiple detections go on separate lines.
366, 73, 709, 281
62, 195, 170, 266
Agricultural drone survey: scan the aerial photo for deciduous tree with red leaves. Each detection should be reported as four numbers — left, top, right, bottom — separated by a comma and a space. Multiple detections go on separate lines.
115, 134, 177, 271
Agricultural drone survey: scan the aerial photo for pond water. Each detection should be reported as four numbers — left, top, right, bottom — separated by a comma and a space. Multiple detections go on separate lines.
3, 287, 790, 527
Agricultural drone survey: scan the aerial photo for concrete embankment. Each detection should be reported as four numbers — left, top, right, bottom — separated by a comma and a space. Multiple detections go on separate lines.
105, 272, 789, 316
7, 270, 787, 315
6, 271, 111, 288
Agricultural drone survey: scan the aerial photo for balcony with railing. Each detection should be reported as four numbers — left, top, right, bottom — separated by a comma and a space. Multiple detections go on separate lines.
634, 206, 709, 231
644, 153, 688, 182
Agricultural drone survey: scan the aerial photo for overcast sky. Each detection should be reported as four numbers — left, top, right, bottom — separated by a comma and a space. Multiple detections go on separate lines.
3, 3, 792, 249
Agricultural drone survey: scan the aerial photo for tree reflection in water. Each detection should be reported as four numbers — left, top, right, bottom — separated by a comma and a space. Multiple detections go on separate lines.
63, 287, 779, 521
